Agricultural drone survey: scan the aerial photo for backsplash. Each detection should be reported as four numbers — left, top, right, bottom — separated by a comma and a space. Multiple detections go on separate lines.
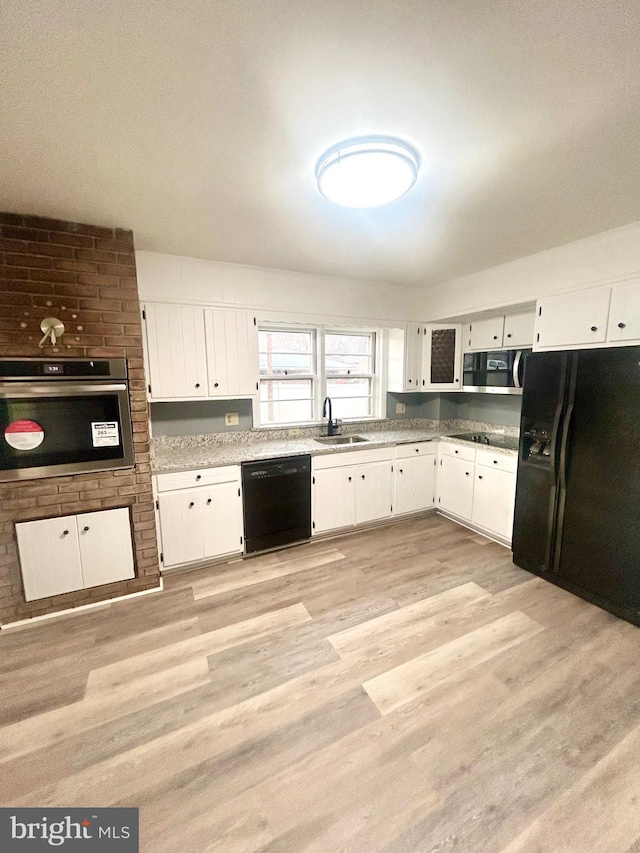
387, 391, 522, 428
150, 417, 519, 457
151, 399, 253, 436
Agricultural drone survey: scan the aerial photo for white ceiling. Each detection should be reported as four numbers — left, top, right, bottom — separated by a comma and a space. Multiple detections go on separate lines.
1, 0, 639, 286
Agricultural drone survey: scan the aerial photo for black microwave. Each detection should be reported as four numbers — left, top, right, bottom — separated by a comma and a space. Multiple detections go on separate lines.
462, 349, 531, 395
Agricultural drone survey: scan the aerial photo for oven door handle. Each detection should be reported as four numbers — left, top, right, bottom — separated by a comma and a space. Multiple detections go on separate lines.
0, 382, 127, 396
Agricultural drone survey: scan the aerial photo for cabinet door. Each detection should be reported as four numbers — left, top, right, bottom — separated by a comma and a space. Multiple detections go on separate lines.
395, 455, 435, 515
471, 467, 516, 540
77, 507, 135, 587
158, 490, 205, 567
205, 309, 259, 397
438, 454, 475, 520
468, 317, 505, 351
203, 482, 244, 558
143, 303, 207, 399
16, 516, 83, 601
607, 280, 640, 343
535, 288, 611, 349
313, 467, 356, 533
503, 312, 535, 348
356, 461, 393, 524
404, 323, 423, 391
422, 325, 462, 390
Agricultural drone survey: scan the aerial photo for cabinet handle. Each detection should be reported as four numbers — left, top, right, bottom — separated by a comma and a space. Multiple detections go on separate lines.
493, 335, 498, 340
195, 383, 200, 388
590, 326, 598, 332
507, 333, 512, 338
415, 448, 419, 453
348, 476, 352, 482
196, 475, 201, 481
207, 498, 212, 505
478, 475, 483, 480
83, 526, 90, 532
493, 460, 498, 464
189, 501, 195, 508
214, 382, 219, 388
618, 322, 626, 329
361, 474, 365, 480
399, 468, 403, 474
454, 450, 459, 454
465, 472, 470, 476
62, 529, 69, 536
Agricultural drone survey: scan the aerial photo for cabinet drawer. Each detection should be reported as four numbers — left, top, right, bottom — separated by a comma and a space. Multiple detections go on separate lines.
475, 448, 517, 474
313, 447, 394, 470
156, 464, 241, 492
395, 441, 436, 459
439, 441, 476, 463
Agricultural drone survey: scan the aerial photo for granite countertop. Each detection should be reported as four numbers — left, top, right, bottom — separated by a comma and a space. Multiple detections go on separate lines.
151, 428, 518, 474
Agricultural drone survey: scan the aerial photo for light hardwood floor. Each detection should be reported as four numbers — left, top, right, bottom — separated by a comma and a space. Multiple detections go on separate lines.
2, 514, 640, 852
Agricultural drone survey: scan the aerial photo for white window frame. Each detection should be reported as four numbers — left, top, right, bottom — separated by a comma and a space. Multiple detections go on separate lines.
323, 329, 377, 421
257, 323, 382, 428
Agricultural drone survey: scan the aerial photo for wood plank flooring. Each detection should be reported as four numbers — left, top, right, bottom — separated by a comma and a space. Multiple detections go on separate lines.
3, 514, 640, 852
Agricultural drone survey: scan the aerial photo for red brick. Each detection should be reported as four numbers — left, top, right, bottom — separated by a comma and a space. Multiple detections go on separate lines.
74, 248, 117, 262
48, 232, 95, 249
100, 311, 139, 324
1, 225, 49, 242
0, 266, 30, 280
29, 268, 78, 284
6, 254, 53, 269
26, 241, 75, 259
97, 263, 136, 277
94, 238, 134, 252
0, 213, 25, 227
53, 259, 97, 273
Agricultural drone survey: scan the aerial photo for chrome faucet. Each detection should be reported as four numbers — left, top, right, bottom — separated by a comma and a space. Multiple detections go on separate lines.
322, 396, 339, 436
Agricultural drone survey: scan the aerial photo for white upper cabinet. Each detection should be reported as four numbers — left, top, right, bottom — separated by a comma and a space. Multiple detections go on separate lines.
143, 303, 259, 400
464, 311, 535, 351
467, 316, 505, 351
204, 308, 259, 397
607, 280, 640, 343
503, 312, 536, 348
143, 303, 207, 399
404, 323, 424, 391
534, 287, 611, 350
421, 324, 462, 390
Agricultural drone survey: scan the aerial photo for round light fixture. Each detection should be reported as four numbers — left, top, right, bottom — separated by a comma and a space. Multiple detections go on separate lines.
316, 137, 419, 208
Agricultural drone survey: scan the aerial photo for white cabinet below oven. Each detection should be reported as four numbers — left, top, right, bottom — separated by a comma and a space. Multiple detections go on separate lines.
16, 507, 135, 601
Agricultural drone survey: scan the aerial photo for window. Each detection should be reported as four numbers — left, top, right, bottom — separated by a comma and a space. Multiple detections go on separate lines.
325, 331, 375, 419
259, 329, 317, 425
258, 325, 378, 426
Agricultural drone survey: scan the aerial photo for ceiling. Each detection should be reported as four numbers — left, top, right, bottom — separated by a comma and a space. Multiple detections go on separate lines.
1, 0, 639, 286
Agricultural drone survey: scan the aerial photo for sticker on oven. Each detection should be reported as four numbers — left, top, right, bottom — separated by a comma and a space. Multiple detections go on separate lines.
4, 419, 45, 451
91, 421, 120, 447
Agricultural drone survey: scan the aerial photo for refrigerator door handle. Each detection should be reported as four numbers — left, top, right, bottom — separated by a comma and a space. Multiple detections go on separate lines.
513, 350, 523, 389
548, 401, 565, 483
559, 401, 575, 492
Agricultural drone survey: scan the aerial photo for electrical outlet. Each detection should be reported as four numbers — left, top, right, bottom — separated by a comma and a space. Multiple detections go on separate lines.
396, 402, 406, 414
288, 428, 301, 436
225, 412, 239, 426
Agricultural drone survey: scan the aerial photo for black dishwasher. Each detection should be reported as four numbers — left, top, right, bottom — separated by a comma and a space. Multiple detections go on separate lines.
241, 455, 312, 554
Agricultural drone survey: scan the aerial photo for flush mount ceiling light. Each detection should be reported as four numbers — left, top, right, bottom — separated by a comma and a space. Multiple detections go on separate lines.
316, 137, 419, 208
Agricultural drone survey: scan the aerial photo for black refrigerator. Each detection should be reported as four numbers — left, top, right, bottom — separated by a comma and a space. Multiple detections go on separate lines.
512, 346, 640, 625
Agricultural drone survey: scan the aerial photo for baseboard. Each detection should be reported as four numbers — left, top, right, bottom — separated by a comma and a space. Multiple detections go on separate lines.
436, 510, 512, 549
1, 578, 164, 630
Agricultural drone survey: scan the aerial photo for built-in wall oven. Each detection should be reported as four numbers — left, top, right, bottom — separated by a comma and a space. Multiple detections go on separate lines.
0, 358, 134, 481
462, 349, 531, 395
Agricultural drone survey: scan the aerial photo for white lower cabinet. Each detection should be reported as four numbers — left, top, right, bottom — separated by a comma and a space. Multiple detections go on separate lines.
16, 508, 135, 602
471, 466, 516, 540
155, 465, 243, 569
312, 448, 394, 535
394, 447, 436, 516
438, 454, 475, 520
312, 467, 356, 533
437, 442, 517, 543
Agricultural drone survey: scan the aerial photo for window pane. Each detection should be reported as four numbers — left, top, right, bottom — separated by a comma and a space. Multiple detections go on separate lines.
326, 378, 370, 398
260, 379, 312, 402
325, 354, 372, 375
325, 333, 371, 355
260, 399, 314, 424
330, 397, 371, 419
259, 353, 313, 375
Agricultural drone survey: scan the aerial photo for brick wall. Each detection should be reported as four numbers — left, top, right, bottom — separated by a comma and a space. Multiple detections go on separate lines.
0, 212, 160, 625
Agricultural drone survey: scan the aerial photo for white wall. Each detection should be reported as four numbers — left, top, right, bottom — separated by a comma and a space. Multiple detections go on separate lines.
136, 251, 414, 325
416, 221, 640, 321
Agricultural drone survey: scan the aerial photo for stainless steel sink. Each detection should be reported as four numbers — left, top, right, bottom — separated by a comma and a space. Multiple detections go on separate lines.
314, 435, 369, 445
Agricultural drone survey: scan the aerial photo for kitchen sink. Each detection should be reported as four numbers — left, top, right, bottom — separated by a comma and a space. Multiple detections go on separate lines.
314, 435, 369, 445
